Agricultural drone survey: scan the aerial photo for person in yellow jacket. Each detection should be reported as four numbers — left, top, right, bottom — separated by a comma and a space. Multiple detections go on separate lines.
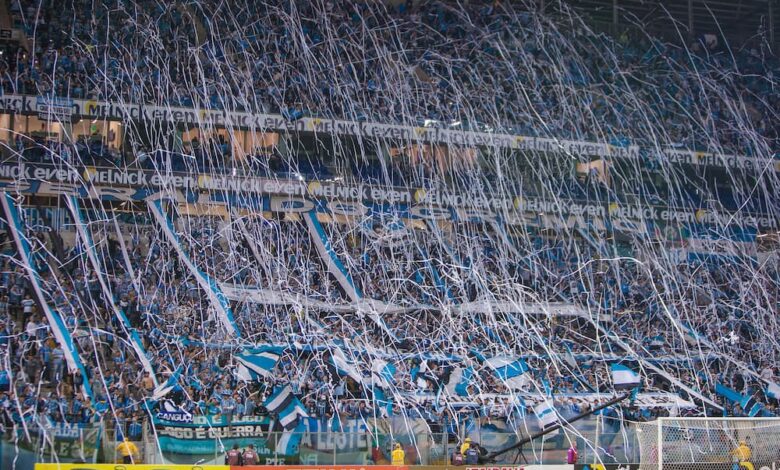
116, 437, 139, 464
460, 437, 471, 456
731, 440, 754, 470
391, 443, 405, 466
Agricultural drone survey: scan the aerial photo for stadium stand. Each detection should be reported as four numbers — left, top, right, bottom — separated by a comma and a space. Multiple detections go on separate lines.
0, 0, 776, 468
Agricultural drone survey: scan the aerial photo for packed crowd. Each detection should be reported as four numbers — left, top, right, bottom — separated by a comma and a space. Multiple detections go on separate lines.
0, 202, 775, 441
0, 0, 775, 466
3, 0, 778, 157
176, 214, 347, 303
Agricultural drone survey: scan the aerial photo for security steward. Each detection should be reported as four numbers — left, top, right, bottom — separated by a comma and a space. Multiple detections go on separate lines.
243, 443, 259, 465
116, 437, 139, 464
226, 443, 243, 466
392, 443, 405, 465
731, 439, 754, 470
460, 437, 472, 455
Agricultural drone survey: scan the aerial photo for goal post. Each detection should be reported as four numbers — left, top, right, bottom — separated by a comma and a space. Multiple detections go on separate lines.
636, 417, 780, 470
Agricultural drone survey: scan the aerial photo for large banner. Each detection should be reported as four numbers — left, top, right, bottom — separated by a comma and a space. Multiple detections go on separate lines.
2, 422, 102, 469
151, 416, 434, 466
37, 422, 102, 463
153, 415, 272, 457
3, 93, 778, 172
0, 163, 776, 230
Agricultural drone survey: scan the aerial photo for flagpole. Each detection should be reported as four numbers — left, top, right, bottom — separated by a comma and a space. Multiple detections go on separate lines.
484, 391, 633, 462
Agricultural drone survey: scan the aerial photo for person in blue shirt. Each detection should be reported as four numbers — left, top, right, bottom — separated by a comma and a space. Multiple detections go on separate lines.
0, 368, 9, 393
221, 393, 238, 419
39, 342, 51, 369
95, 397, 110, 416
22, 394, 36, 410
244, 396, 256, 416
127, 414, 143, 440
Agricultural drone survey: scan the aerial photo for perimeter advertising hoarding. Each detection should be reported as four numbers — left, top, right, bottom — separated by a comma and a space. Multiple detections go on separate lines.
34, 467, 408, 470
654, 465, 780, 470
33, 464, 577, 470
5, 92, 778, 172
410, 466, 573, 470
236, 466, 571, 470
238, 467, 406, 470
35, 466, 229, 470
575, 465, 780, 470
1, 163, 777, 231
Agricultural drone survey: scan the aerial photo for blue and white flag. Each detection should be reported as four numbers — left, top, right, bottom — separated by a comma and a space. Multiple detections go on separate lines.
152, 366, 183, 400
304, 211, 363, 301
484, 356, 531, 390
264, 385, 294, 414
714, 382, 744, 403
330, 347, 364, 383
371, 359, 397, 389
611, 363, 641, 389
715, 383, 763, 416
1, 192, 95, 403
372, 387, 393, 417
445, 366, 474, 396
235, 351, 281, 381
277, 420, 306, 455
534, 400, 559, 429
147, 198, 240, 337
278, 397, 309, 430
741, 395, 763, 417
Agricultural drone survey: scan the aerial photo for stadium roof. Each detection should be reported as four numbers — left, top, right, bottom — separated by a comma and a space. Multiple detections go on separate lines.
567, 0, 777, 45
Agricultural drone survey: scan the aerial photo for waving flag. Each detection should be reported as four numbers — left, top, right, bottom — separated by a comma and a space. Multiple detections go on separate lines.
278, 398, 310, 430
741, 395, 763, 417
611, 363, 641, 389
485, 356, 531, 390
371, 359, 397, 389
152, 366, 183, 400
446, 366, 474, 396
715, 383, 763, 417
235, 351, 281, 381
372, 387, 393, 417
264, 385, 310, 429
534, 400, 559, 429
330, 346, 364, 383
264, 385, 294, 414
277, 420, 306, 455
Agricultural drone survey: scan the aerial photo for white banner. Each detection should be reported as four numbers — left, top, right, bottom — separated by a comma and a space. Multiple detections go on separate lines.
0, 94, 776, 171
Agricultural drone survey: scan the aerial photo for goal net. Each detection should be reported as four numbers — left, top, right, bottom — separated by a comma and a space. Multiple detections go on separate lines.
636, 418, 780, 470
